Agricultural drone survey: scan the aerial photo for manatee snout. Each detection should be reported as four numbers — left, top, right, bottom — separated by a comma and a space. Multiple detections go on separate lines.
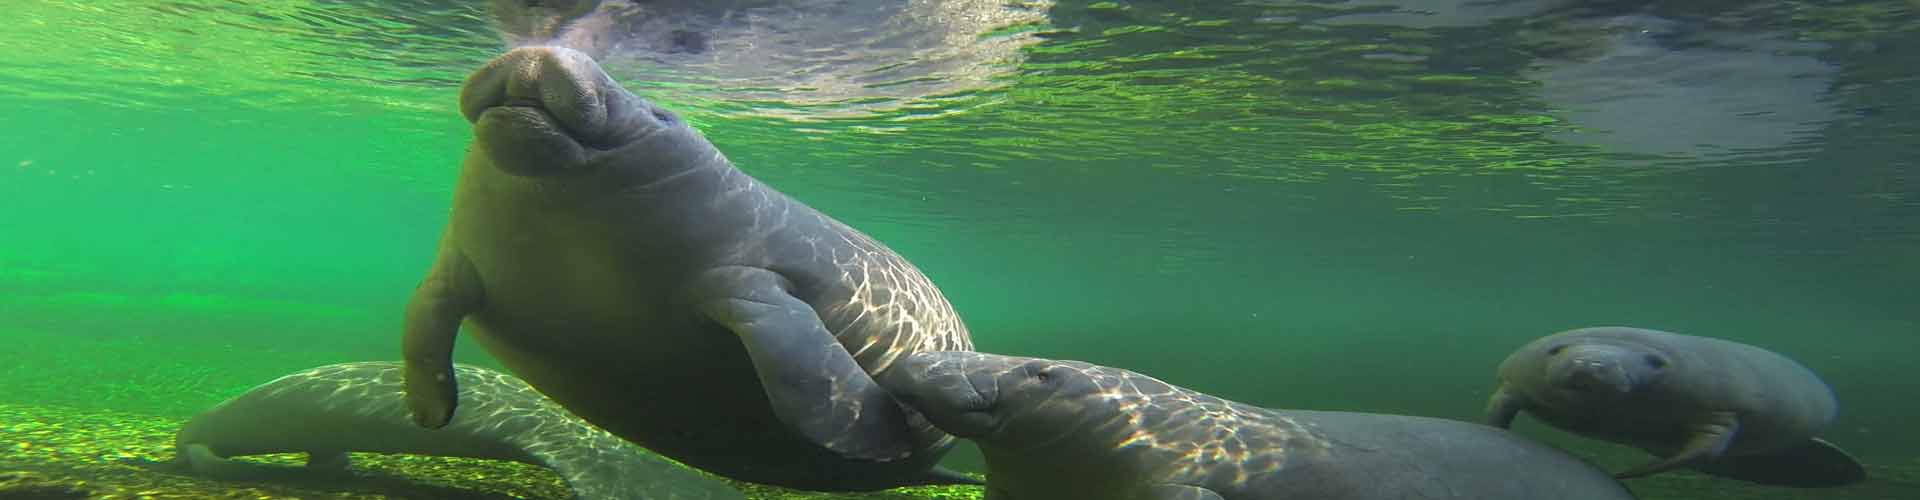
881, 352, 1002, 438
460, 45, 670, 175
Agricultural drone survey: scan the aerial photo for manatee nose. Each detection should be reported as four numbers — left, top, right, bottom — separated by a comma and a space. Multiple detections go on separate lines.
460, 46, 611, 138
1562, 360, 1630, 394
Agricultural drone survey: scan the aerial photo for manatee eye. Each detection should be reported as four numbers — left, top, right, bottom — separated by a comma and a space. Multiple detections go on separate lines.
1034, 369, 1052, 383
1644, 354, 1668, 369
1546, 344, 1567, 355
651, 108, 677, 124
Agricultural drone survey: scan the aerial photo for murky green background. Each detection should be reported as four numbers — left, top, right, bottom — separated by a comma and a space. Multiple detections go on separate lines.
1, 1, 1915, 498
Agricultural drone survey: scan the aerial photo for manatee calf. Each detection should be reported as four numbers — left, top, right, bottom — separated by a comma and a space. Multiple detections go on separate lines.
1486, 326, 1864, 487
880, 351, 1636, 500
402, 45, 974, 491
171, 361, 742, 500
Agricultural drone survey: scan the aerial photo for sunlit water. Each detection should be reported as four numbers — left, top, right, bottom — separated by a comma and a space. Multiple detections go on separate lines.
1, 0, 1916, 498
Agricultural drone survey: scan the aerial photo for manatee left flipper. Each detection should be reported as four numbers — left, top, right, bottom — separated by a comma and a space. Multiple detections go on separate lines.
1137, 484, 1226, 500
1618, 411, 1739, 479
182, 443, 254, 479
1689, 437, 1866, 488
688, 265, 913, 461
403, 243, 484, 429
1484, 384, 1526, 429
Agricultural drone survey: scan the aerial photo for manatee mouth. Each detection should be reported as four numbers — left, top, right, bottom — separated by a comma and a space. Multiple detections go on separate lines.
1552, 359, 1635, 395
459, 45, 665, 176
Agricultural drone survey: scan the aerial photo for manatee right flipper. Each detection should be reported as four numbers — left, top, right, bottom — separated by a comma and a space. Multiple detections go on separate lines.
1484, 385, 1526, 429
687, 266, 913, 462
1617, 411, 1739, 479
403, 244, 484, 429
1688, 438, 1866, 488
1138, 484, 1226, 500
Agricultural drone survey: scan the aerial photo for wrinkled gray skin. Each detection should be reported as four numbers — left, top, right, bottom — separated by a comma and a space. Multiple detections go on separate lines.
1487, 326, 1864, 487
882, 352, 1636, 500
401, 45, 975, 491
173, 362, 743, 500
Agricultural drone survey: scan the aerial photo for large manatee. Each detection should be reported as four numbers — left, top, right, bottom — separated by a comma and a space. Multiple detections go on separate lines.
401, 45, 975, 491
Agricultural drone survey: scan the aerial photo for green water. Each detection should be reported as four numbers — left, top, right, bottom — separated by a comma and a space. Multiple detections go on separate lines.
2, 0, 1916, 498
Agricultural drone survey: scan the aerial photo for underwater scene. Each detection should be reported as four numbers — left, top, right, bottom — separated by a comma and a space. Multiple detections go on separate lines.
1, 0, 1916, 499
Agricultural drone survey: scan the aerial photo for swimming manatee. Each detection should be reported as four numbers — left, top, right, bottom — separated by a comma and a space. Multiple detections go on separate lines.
1487, 326, 1865, 487
880, 351, 1638, 500
401, 45, 975, 491
172, 361, 743, 500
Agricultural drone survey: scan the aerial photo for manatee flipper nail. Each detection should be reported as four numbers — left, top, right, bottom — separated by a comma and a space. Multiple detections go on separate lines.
692, 266, 913, 462
1618, 411, 1739, 479
402, 247, 482, 429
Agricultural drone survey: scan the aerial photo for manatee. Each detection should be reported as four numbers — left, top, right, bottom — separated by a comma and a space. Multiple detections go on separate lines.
1486, 326, 1865, 487
401, 45, 975, 491
880, 351, 1637, 500
171, 361, 743, 500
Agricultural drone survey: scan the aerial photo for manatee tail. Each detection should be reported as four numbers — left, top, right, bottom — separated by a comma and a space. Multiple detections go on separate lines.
1688, 438, 1866, 488
905, 466, 986, 486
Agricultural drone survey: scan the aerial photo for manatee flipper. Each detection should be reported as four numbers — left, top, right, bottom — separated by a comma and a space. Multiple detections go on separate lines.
403, 246, 483, 429
1137, 484, 1226, 500
1617, 411, 1739, 479
688, 266, 913, 461
1484, 385, 1524, 429
304, 450, 350, 472
182, 444, 253, 479
1688, 438, 1866, 488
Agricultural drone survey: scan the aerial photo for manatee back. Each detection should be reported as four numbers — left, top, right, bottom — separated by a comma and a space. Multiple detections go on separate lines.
176, 362, 536, 462
1263, 410, 1634, 500
1641, 330, 1838, 452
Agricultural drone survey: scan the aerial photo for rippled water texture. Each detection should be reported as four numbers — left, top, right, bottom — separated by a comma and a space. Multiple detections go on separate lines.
487, 0, 1053, 117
